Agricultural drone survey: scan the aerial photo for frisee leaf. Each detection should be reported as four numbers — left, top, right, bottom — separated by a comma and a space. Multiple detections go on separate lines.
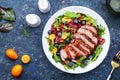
0, 7, 16, 21
64, 11, 80, 19
21, 24, 29, 37
0, 22, 14, 32
97, 25, 105, 37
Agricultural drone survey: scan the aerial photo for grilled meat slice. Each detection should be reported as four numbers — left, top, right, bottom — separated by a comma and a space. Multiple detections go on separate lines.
60, 25, 98, 64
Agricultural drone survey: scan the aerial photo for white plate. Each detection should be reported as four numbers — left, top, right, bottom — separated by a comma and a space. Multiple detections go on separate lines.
42, 6, 110, 74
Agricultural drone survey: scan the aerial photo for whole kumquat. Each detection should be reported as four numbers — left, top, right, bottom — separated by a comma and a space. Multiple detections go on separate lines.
11, 64, 23, 77
5, 48, 18, 60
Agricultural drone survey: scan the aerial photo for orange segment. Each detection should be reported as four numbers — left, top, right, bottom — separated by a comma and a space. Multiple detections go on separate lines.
21, 54, 31, 64
51, 47, 58, 54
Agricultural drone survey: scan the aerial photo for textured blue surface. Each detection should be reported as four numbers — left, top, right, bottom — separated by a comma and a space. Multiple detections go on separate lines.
0, 0, 120, 80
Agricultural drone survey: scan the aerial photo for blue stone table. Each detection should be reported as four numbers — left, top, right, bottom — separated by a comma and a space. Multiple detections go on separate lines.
0, 0, 120, 80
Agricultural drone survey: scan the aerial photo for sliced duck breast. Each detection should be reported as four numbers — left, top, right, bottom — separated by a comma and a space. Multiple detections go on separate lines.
81, 25, 97, 34
77, 28, 98, 45
74, 33, 95, 49
60, 25, 99, 64
69, 44, 86, 57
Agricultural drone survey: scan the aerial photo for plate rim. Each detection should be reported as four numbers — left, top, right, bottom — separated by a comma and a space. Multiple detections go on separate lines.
42, 6, 110, 74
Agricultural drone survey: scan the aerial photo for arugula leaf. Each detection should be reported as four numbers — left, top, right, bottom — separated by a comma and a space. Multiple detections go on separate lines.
0, 7, 16, 21
97, 25, 105, 37
63, 26, 71, 30
49, 39, 54, 51
21, 24, 29, 37
63, 64, 69, 70
45, 37, 50, 44
0, 22, 14, 32
64, 11, 80, 19
54, 20, 59, 28
53, 53, 61, 62
54, 15, 63, 28
92, 44, 103, 61
82, 14, 97, 26
69, 32, 73, 39
58, 43, 65, 50
77, 56, 85, 63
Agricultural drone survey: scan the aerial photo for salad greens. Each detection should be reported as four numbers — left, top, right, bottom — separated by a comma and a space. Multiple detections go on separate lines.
0, 22, 14, 32
97, 24, 105, 38
64, 11, 81, 19
49, 39, 54, 51
54, 15, 63, 28
21, 24, 29, 37
53, 53, 61, 62
63, 26, 71, 30
0, 7, 16, 21
0, 7, 16, 32
92, 44, 103, 61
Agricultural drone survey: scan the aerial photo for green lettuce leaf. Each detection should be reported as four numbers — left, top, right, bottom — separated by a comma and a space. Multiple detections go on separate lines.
0, 7, 16, 21
52, 53, 61, 62
92, 44, 103, 61
64, 11, 80, 19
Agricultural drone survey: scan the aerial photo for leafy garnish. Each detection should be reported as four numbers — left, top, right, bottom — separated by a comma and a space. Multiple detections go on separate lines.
92, 44, 103, 61
77, 56, 85, 63
69, 32, 73, 39
63, 26, 71, 30
82, 14, 97, 26
0, 22, 14, 32
54, 15, 63, 28
58, 43, 65, 50
64, 11, 80, 19
21, 24, 29, 37
45, 37, 50, 44
0, 7, 16, 21
52, 53, 61, 62
97, 25, 105, 37
49, 39, 54, 51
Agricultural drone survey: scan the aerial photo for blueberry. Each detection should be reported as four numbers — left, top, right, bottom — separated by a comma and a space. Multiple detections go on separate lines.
73, 19, 79, 24
88, 55, 93, 59
56, 52, 60, 56
55, 43, 59, 47
48, 30, 52, 34
68, 61, 73, 67
64, 21, 68, 26
57, 32, 62, 37
81, 20, 86, 25
83, 60, 89, 65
